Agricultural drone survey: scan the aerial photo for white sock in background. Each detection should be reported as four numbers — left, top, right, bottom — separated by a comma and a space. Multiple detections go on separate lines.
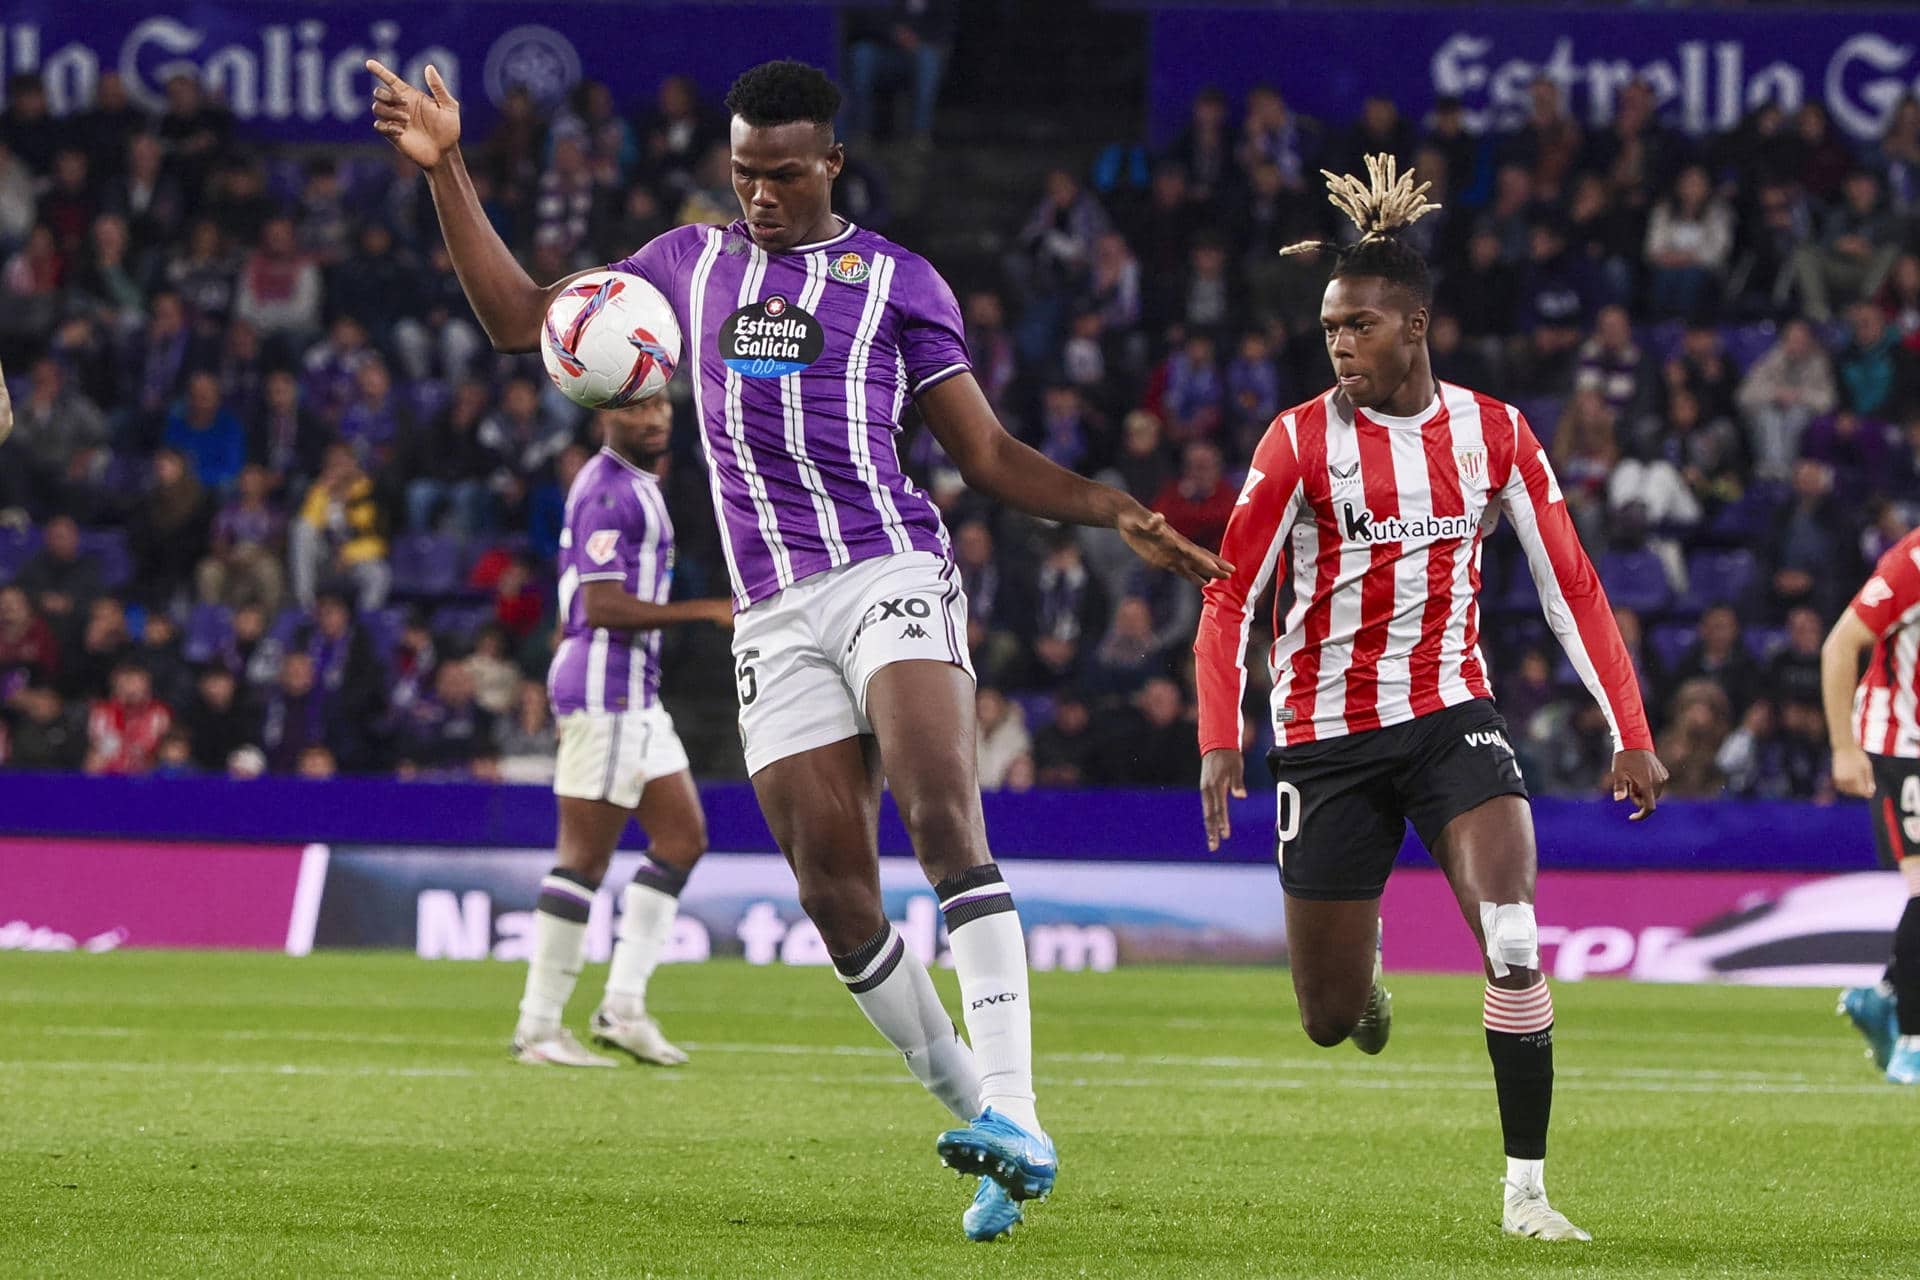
603, 858, 689, 1018
516, 869, 596, 1037
938, 863, 1040, 1135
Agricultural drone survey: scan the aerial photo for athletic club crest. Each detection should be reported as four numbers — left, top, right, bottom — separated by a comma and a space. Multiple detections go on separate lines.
829, 251, 870, 284
1454, 446, 1486, 486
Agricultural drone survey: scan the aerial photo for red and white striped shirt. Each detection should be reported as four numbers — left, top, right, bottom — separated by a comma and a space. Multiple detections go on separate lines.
1195, 382, 1652, 756
1848, 528, 1920, 758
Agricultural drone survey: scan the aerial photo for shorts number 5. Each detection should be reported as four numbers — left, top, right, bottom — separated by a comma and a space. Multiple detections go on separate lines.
736, 648, 761, 707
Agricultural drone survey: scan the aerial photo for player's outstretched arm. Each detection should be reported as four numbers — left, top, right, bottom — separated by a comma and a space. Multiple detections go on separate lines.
1499, 411, 1666, 818
917, 373, 1231, 586
365, 59, 583, 354
582, 582, 733, 633
1822, 609, 1876, 797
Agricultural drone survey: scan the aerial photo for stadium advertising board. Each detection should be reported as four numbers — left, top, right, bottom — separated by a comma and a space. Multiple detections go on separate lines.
3, 836, 1900, 986
0, 2, 839, 142
1146, 7, 1920, 146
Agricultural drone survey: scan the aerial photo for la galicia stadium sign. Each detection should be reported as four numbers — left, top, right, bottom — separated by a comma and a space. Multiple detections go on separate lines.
0, 3, 837, 139
1147, 7, 1920, 145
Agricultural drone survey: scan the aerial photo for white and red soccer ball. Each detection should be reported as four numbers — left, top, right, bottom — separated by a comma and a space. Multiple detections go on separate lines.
540, 271, 682, 409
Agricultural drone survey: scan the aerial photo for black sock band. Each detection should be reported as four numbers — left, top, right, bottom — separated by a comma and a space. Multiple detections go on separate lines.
535, 866, 599, 924
1891, 896, 1920, 1036
630, 854, 690, 899
936, 862, 1016, 930
1486, 1026, 1554, 1160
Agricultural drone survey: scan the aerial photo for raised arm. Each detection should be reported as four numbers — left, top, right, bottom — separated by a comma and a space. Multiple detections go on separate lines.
1193, 415, 1301, 850
916, 371, 1230, 585
366, 60, 584, 353
1498, 410, 1666, 817
581, 581, 732, 633
1823, 608, 1878, 798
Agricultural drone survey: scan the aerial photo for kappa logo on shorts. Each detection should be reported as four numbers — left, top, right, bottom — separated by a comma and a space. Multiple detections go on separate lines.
900, 623, 931, 640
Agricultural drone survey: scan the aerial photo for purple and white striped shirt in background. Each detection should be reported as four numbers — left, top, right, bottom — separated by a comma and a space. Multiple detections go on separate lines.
547, 448, 674, 716
610, 219, 970, 610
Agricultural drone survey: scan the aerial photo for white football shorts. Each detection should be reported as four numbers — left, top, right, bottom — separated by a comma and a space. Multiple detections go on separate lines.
732, 551, 975, 777
553, 703, 691, 810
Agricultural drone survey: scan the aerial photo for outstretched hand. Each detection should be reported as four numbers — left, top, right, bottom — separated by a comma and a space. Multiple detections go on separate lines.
1605, 747, 1668, 821
366, 60, 461, 172
1117, 507, 1233, 587
1200, 748, 1247, 852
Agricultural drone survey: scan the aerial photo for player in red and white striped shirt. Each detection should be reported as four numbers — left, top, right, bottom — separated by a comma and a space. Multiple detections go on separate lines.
1194, 158, 1667, 1242
1821, 527, 1920, 1084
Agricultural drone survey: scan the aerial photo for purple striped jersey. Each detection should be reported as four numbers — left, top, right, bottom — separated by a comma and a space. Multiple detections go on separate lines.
608, 219, 969, 609
547, 448, 674, 715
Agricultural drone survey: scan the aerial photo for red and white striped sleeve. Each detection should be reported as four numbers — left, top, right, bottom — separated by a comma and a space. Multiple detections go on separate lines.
1848, 530, 1920, 636
1194, 414, 1304, 756
1497, 409, 1653, 753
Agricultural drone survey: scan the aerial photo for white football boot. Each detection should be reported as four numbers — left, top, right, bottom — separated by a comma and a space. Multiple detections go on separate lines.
1501, 1181, 1592, 1242
511, 1025, 618, 1068
590, 1006, 689, 1066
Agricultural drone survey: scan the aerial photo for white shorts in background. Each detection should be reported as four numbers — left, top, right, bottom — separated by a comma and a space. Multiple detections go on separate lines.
732, 551, 974, 776
553, 704, 690, 810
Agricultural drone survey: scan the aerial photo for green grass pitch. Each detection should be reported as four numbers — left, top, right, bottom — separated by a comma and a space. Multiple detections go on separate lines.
0, 952, 1909, 1278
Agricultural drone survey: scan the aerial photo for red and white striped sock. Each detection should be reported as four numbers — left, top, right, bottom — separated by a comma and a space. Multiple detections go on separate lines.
1483, 979, 1554, 1034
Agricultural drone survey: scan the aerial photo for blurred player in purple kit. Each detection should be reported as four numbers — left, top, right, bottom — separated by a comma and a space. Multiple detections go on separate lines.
369, 56, 1227, 1240
512, 395, 731, 1069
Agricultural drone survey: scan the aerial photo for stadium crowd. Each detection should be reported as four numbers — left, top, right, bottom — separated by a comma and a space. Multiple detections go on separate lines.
0, 59, 1916, 800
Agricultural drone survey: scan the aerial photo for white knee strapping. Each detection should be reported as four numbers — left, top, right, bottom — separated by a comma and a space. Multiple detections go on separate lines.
1479, 902, 1540, 978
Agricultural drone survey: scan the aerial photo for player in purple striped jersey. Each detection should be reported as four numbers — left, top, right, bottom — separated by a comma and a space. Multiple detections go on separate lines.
370, 57, 1229, 1241
512, 396, 732, 1069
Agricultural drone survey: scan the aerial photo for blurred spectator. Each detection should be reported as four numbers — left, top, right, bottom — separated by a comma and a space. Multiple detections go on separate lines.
4, 680, 84, 771
38, 148, 97, 257
197, 463, 286, 613
234, 216, 323, 348
1644, 165, 1732, 319
181, 664, 258, 773
0, 585, 58, 688
1032, 689, 1096, 788
305, 590, 388, 770
128, 447, 213, 608
260, 650, 328, 775
480, 377, 575, 524
156, 74, 231, 194
1143, 333, 1224, 444
1106, 410, 1175, 504
1791, 170, 1901, 323
1086, 595, 1171, 696
1769, 460, 1852, 617
497, 678, 557, 784
1092, 677, 1199, 786
5, 357, 108, 515
954, 519, 1022, 686
637, 76, 720, 203
164, 371, 246, 492
1768, 607, 1826, 708
0, 73, 58, 175
405, 378, 497, 534
71, 213, 147, 328
331, 221, 425, 357
491, 556, 544, 642
393, 659, 498, 778
975, 687, 1032, 791
131, 290, 206, 427
84, 662, 171, 776
845, 0, 957, 145
103, 133, 184, 259
0, 142, 36, 246
221, 603, 283, 691
60, 596, 130, 701
1738, 319, 1836, 477
1237, 84, 1323, 190
249, 367, 332, 488
1167, 86, 1235, 209
1152, 441, 1236, 553
468, 625, 521, 716
291, 444, 392, 611
337, 356, 411, 470
1502, 76, 1582, 192
1666, 605, 1759, 716
1837, 302, 1919, 419
1573, 305, 1648, 420
297, 744, 338, 780
1657, 677, 1732, 798
16, 515, 103, 628
1027, 527, 1108, 689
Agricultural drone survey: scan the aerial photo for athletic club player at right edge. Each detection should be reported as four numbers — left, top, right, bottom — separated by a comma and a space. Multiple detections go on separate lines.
1821, 530, 1920, 1085
1195, 157, 1669, 1242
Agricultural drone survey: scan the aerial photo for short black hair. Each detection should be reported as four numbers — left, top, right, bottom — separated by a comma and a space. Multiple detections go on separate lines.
724, 60, 841, 130
1329, 237, 1433, 309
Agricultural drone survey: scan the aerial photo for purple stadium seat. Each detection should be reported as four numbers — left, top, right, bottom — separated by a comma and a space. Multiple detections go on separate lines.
1678, 549, 1759, 613
391, 533, 464, 597
429, 603, 490, 639
1702, 485, 1786, 546
270, 606, 308, 645
1744, 625, 1788, 662
361, 606, 407, 664
183, 604, 233, 663
1014, 692, 1056, 732
1599, 549, 1672, 615
1512, 397, 1563, 445
406, 378, 451, 422
0, 524, 39, 584
1650, 623, 1696, 674
1725, 322, 1777, 372
78, 528, 132, 590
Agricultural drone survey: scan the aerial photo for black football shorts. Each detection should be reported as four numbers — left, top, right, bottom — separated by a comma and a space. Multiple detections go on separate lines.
1266, 698, 1530, 901
1869, 753, 1920, 868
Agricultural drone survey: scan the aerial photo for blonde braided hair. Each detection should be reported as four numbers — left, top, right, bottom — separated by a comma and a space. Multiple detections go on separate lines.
1279, 152, 1443, 258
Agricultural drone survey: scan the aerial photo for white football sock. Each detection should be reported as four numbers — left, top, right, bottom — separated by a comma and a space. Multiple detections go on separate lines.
940, 865, 1041, 1135
517, 899, 590, 1037
604, 881, 679, 1017
1505, 1157, 1546, 1200
834, 924, 983, 1123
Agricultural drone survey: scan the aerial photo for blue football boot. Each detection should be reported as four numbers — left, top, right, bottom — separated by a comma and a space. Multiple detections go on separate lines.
962, 1176, 1022, 1242
936, 1108, 1057, 1201
1838, 985, 1899, 1071
1888, 1036, 1920, 1085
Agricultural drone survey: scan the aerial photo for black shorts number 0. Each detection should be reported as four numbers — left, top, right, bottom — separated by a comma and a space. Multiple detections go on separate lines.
1266, 698, 1530, 901
1869, 753, 1920, 868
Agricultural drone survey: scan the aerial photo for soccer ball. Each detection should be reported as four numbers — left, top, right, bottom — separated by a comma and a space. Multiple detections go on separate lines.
540, 271, 682, 409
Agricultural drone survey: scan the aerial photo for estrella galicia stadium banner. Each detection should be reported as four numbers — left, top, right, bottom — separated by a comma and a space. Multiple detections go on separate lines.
0, 2, 843, 142
0, 836, 1907, 987
1141, 5, 1920, 145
